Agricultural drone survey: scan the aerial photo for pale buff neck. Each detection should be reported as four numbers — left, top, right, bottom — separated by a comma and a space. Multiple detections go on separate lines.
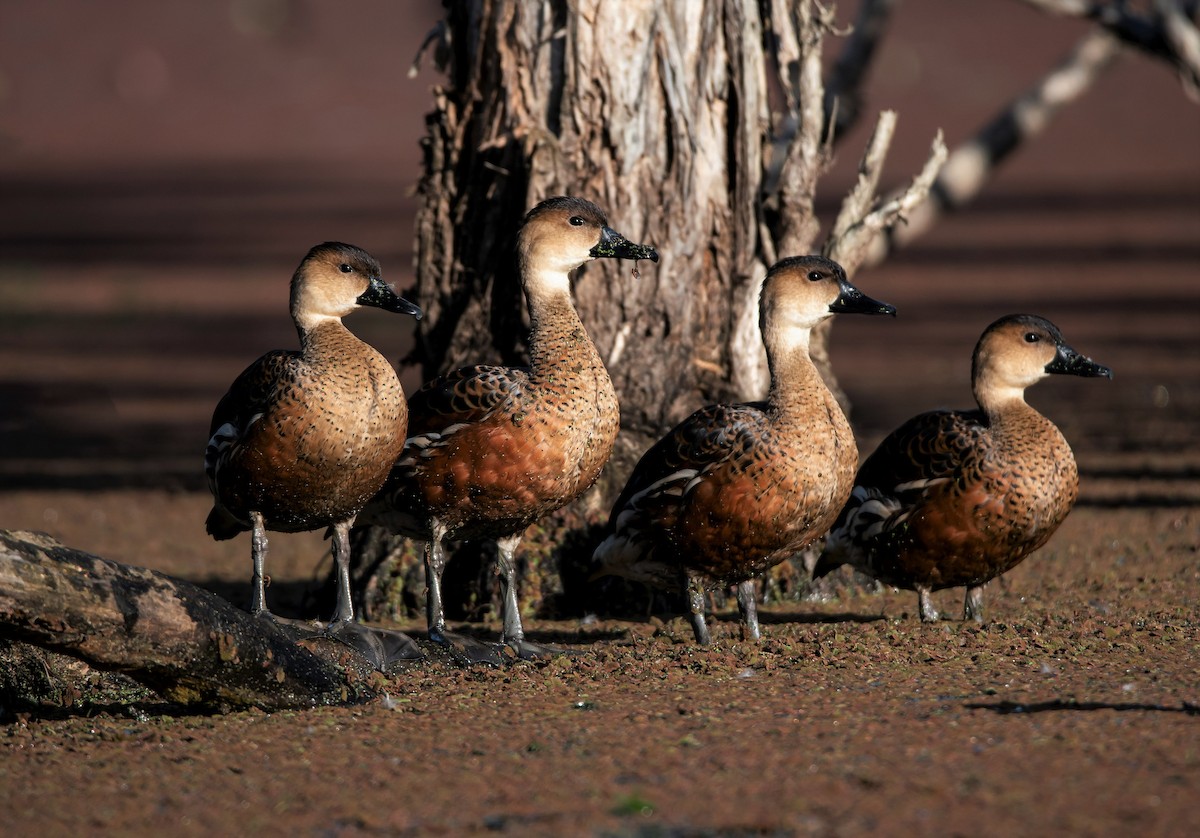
297, 317, 362, 361
763, 323, 835, 421
522, 268, 599, 378
973, 368, 1050, 434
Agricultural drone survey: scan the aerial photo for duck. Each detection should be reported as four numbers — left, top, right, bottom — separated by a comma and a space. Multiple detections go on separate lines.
591, 255, 896, 644
204, 242, 422, 657
813, 313, 1112, 623
358, 196, 658, 661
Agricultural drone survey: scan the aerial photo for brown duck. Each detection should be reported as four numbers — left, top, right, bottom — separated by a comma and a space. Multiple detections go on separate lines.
205, 242, 422, 645
814, 313, 1112, 622
359, 196, 658, 660
591, 256, 895, 644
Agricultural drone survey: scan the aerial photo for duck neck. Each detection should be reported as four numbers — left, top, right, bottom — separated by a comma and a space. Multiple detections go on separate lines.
298, 317, 359, 359
975, 378, 1055, 440
764, 326, 830, 420
524, 269, 600, 379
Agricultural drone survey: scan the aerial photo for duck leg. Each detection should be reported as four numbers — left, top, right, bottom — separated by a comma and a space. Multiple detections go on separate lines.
736, 579, 761, 641
249, 511, 270, 616
424, 521, 450, 646
963, 583, 986, 623
248, 512, 321, 635
325, 517, 423, 666
683, 568, 712, 644
916, 585, 940, 622
496, 533, 568, 660
422, 521, 504, 664
496, 533, 525, 648
249, 509, 274, 614
330, 518, 355, 624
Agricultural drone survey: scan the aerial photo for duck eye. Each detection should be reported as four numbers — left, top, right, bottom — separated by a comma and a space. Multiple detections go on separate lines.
807, 271, 823, 282
339, 263, 353, 273
1024, 332, 1040, 343
568, 216, 585, 227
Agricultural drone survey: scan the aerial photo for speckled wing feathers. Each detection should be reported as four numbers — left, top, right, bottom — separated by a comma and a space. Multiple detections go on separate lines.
611, 403, 768, 514
859, 410, 986, 500
403, 364, 527, 438
204, 350, 303, 536
825, 410, 986, 563
822, 401, 1081, 593
598, 402, 811, 586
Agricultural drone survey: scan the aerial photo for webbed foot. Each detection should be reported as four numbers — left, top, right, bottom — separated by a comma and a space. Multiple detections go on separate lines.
325, 620, 425, 668
505, 638, 575, 661
428, 629, 509, 666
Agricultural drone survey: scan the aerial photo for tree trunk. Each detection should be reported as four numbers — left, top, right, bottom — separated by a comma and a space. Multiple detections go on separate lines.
355, 0, 944, 624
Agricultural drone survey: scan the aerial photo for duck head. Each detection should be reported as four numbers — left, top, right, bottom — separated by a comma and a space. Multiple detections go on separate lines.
517, 197, 658, 292
760, 255, 895, 348
290, 242, 422, 330
972, 314, 1112, 407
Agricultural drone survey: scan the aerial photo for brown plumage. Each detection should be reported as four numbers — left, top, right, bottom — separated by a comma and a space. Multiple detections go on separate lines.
815, 314, 1112, 622
591, 256, 896, 644
359, 196, 658, 660
205, 242, 421, 630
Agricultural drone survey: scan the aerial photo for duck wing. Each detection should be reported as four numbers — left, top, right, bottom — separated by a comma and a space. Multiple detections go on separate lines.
403, 363, 529, 440
203, 350, 302, 535
610, 402, 768, 518
819, 409, 987, 569
857, 409, 987, 498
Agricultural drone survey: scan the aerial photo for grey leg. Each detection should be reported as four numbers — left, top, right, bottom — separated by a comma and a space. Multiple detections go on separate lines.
683, 568, 712, 645
496, 534, 572, 660
963, 584, 986, 623
416, 521, 508, 665
424, 520, 449, 645
917, 585, 939, 622
250, 511, 269, 615
330, 518, 355, 624
495, 533, 525, 647
324, 516, 424, 667
736, 579, 761, 641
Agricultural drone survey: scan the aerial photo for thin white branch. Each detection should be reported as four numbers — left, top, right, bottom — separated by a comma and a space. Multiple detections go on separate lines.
865, 28, 1121, 265
828, 129, 948, 277
1020, 0, 1200, 97
1158, 0, 1200, 99
829, 109, 898, 246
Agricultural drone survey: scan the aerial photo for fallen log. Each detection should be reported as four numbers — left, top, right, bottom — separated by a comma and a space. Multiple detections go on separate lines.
0, 529, 382, 711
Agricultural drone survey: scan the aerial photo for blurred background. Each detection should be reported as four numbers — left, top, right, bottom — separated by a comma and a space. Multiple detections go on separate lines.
1, 0, 1197, 511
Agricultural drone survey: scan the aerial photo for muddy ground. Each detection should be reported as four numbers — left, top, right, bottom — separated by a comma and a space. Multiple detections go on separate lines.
2, 2, 1199, 835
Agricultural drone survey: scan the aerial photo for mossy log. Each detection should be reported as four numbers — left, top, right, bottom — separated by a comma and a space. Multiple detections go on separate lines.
0, 530, 380, 711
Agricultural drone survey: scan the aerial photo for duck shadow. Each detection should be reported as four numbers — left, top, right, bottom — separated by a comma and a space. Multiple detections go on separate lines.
728, 609, 887, 626
190, 577, 321, 621
964, 698, 1200, 715
190, 577, 629, 649
432, 624, 630, 647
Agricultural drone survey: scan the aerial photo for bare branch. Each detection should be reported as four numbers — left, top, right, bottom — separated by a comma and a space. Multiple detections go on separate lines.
827, 125, 948, 277
828, 109, 898, 247
825, 0, 902, 142
866, 28, 1121, 264
1158, 0, 1200, 99
1020, 0, 1200, 95
775, 0, 838, 255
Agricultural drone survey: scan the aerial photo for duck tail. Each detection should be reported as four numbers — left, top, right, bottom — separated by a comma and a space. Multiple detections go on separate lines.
205, 505, 247, 540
